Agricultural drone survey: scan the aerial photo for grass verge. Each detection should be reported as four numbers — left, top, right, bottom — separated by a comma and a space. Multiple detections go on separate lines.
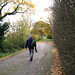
0, 49, 25, 61
37, 39, 53, 42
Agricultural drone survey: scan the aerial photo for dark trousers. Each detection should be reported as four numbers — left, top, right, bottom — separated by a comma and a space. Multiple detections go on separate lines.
29, 49, 34, 60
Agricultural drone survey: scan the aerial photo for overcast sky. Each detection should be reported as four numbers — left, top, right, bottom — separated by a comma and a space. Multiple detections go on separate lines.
6, 0, 53, 23
32, 0, 53, 22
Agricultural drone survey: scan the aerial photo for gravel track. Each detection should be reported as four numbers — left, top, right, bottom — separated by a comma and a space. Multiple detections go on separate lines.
0, 42, 54, 75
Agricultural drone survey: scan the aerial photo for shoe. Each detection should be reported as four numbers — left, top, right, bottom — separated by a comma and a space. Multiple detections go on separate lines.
36, 51, 39, 53
30, 58, 32, 61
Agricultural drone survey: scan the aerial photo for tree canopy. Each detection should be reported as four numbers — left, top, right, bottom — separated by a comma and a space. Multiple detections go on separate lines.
0, 0, 35, 21
31, 21, 52, 37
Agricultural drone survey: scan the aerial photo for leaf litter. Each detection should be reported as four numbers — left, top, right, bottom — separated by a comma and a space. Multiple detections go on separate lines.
51, 48, 65, 75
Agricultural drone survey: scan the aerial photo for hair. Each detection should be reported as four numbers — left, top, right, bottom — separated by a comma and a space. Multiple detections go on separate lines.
29, 34, 32, 37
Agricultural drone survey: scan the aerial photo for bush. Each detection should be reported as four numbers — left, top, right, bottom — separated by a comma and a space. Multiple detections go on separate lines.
32, 34, 39, 41
0, 22, 9, 52
38, 35, 43, 40
47, 34, 52, 39
2, 18, 30, 53
52, 0, 75, 74
0, 53, 10, 58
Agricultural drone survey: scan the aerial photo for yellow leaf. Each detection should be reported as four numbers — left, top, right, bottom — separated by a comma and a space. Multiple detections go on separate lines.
19, 2, 23, 4
29, 12, 32, 15
0, 0, 1, 2
17, 0, 19, 3
18, 7, 23, 10
21, 14, 24, 17
31, 4, 35, 8
57, 21, 59, 23
64, 38, 66, 41
13, 6, 17, 10
24, 1, 30, 5
40, 17, 43, 19
61, 21, 62, 23
4, 12, 6, 15
4, 0, 7, 2
33, 12, 35, 15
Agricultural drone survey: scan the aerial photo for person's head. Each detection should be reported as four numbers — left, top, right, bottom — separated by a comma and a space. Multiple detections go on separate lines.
29, 34, 32, 38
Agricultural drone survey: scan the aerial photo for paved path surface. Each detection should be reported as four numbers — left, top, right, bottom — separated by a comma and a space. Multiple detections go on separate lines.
0, 42, 54, 75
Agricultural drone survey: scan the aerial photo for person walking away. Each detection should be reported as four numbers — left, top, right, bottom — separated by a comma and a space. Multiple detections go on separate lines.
25, 35, 38, 61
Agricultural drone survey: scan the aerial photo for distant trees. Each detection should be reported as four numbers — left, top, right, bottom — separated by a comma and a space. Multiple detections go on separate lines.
31, 21, 52, 38
51, 0, 75, 75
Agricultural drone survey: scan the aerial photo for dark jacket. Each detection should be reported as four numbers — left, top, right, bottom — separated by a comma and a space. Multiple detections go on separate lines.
25, 37, 36, 50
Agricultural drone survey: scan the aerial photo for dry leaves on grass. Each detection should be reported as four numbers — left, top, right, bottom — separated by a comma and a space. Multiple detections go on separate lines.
51, 48, 65, 75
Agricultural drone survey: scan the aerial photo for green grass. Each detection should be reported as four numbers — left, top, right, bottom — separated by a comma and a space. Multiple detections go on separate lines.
0, 49, 25, 61
37, 39, 46, 42
49, 39, 54, 41
43, 36, 47, 39
37, 39, 54, 42
0, 48, 23, 58
37, 36, 54, 42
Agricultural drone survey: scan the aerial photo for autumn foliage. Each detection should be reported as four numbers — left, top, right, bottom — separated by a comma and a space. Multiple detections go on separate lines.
0, 0, 35, 53
0, 0, 35, 20
51, 48, 65, 75
31, 21, 52, 38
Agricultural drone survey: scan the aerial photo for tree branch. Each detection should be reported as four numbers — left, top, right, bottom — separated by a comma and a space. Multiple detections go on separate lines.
16, 6, 29, 13
0, 3, 8, 11
0, 3, 8, 16
0, 4, 20, 20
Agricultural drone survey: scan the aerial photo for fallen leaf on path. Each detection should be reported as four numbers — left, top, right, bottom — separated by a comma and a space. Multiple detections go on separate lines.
45, 42, 50, 44
46, 72, 49, 75
25, 70, 30, 74
41, 67, 44, 70
51, 48, 65, 75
